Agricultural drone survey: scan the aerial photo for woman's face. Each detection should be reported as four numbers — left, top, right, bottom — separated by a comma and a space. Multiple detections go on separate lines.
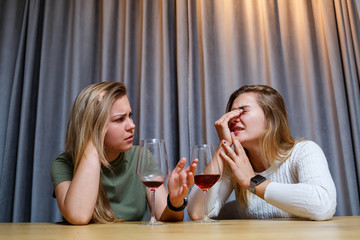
228, 92, 267, 149
104, 96, 135, 159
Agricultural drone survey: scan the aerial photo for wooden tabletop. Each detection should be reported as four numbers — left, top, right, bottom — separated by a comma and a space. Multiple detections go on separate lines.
0, 216, 359, 240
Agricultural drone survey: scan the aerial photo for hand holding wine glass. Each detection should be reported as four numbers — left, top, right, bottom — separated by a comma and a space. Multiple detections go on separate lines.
136, 139, 170, 225
192, 144, 221, 223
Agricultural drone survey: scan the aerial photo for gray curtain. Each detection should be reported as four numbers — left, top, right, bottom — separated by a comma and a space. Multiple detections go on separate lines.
0, 0, 359, 222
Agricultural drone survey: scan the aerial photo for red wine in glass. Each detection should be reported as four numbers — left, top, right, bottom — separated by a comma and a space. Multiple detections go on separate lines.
136, 139, 170, 225
141, 180, 165, 190
194, 174, 220, 191
192, 144, 221, 223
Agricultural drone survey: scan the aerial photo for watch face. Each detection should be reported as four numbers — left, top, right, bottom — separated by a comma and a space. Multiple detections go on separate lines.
252, 175, 266, 184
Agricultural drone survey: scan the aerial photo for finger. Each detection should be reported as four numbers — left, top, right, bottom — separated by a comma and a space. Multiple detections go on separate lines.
219, 150, 236, 167
186, 171, 195, 187
189, 159, 198, 175
231, 132, 245, 155
218, 109, 242, 123
181, 184, 189, 196
221, 140, 239, 162
224, 109, 243, 123
183, 158, 197, 172
173, 158, 187, 174
215, 110, 240, 126
175, 184, 188, 200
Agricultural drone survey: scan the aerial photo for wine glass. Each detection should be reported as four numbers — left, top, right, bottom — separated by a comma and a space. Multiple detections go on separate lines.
192, 144, 221, 223
136, 139, 170, 225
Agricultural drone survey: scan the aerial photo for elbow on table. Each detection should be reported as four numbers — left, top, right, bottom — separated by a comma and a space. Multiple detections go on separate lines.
308, 212, 334, 221
187, 209, 203, 221
63, 211, 92, 225
307, 201, 337, 221
302, 184, 337, 221
187, 204, 204, 221
308, 209, 336, 221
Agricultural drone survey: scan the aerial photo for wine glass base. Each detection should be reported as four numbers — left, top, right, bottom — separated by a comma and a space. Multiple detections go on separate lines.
194, 217, 219, 223
140, 217, 167, 226
139, 221, 167, 226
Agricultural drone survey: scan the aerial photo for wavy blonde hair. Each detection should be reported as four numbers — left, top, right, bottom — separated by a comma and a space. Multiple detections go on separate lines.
225, 85, 297, 206
65, 81, 127, 223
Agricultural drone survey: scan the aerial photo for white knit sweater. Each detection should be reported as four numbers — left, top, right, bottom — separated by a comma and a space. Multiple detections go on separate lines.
188, 141, 337, 220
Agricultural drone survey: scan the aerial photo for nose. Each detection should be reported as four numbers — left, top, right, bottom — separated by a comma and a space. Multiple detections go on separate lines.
229, 116, 240, 125
126, 118, 136, 130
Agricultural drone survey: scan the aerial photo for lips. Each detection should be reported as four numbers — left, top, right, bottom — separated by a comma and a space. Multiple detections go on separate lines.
125, 135, 134, 141
231, 126, 244, 133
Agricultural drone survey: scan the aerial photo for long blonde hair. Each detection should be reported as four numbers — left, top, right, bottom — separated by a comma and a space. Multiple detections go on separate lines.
65, 81, 127, 223
225, 85, 296, 206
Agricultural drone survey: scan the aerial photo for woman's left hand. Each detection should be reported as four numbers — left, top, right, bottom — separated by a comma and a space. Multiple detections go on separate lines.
219, 133, 255, 189
167, 158, 198, 208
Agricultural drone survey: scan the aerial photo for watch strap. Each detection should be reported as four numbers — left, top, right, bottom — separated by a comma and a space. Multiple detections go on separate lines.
167, 195, 187, 211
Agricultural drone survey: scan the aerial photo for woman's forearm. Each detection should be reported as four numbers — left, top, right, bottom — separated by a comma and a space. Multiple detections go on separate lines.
187, 185, 206, 220
264, 182, 336, 220
56, 146, 101, 224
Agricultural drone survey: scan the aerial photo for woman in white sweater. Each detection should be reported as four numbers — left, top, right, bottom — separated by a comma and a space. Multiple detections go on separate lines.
187, 85, 336, 221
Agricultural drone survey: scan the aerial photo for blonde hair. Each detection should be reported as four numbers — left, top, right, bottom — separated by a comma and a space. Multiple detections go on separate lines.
225, 85, 296, 206
65, 81, 127, 223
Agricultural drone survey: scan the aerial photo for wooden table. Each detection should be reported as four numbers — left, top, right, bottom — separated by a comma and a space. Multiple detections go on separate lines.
0, 216, 359, 240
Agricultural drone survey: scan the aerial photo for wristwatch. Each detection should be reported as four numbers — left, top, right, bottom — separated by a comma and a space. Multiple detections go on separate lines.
249, 175, 266, 194
167, 195, 188, 211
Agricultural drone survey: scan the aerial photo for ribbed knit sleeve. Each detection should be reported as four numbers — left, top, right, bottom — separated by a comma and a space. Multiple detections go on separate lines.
264, 141, 337, 220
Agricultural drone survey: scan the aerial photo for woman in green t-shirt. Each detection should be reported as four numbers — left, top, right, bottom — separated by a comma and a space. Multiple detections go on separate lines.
51, 82, 197, 224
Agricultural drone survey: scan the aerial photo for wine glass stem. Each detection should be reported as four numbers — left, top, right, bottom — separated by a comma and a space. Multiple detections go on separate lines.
150, 189, 156, 223
203, 190, 209, 220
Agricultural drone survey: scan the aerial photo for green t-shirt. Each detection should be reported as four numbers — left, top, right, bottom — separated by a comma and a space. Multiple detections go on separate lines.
51, 146, 148, 221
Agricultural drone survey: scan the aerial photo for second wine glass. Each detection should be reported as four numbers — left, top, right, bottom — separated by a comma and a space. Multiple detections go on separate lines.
136, 139, 170, 225
192, 144, 221, 223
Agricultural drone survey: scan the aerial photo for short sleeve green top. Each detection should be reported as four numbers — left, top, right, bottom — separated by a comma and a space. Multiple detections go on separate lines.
51, 146, 148, 221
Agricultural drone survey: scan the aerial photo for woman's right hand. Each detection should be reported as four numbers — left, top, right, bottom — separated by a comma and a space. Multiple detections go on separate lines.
219, 133, 255, 189
214, 109, 243, 146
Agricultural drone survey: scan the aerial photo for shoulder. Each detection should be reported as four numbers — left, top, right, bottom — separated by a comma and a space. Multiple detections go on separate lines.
294, 140, 322, 149
292, 140, 324, 157
51, 153, 74, 170
289, 140, 328, 168
51, 153, 74, 187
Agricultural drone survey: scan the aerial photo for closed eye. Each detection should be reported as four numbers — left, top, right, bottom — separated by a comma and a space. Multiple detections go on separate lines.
237, 107, 247, 115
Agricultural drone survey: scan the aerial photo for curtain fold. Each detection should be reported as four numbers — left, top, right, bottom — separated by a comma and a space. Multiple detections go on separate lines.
334, 0, 360, 213
0, 0, 359, 222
